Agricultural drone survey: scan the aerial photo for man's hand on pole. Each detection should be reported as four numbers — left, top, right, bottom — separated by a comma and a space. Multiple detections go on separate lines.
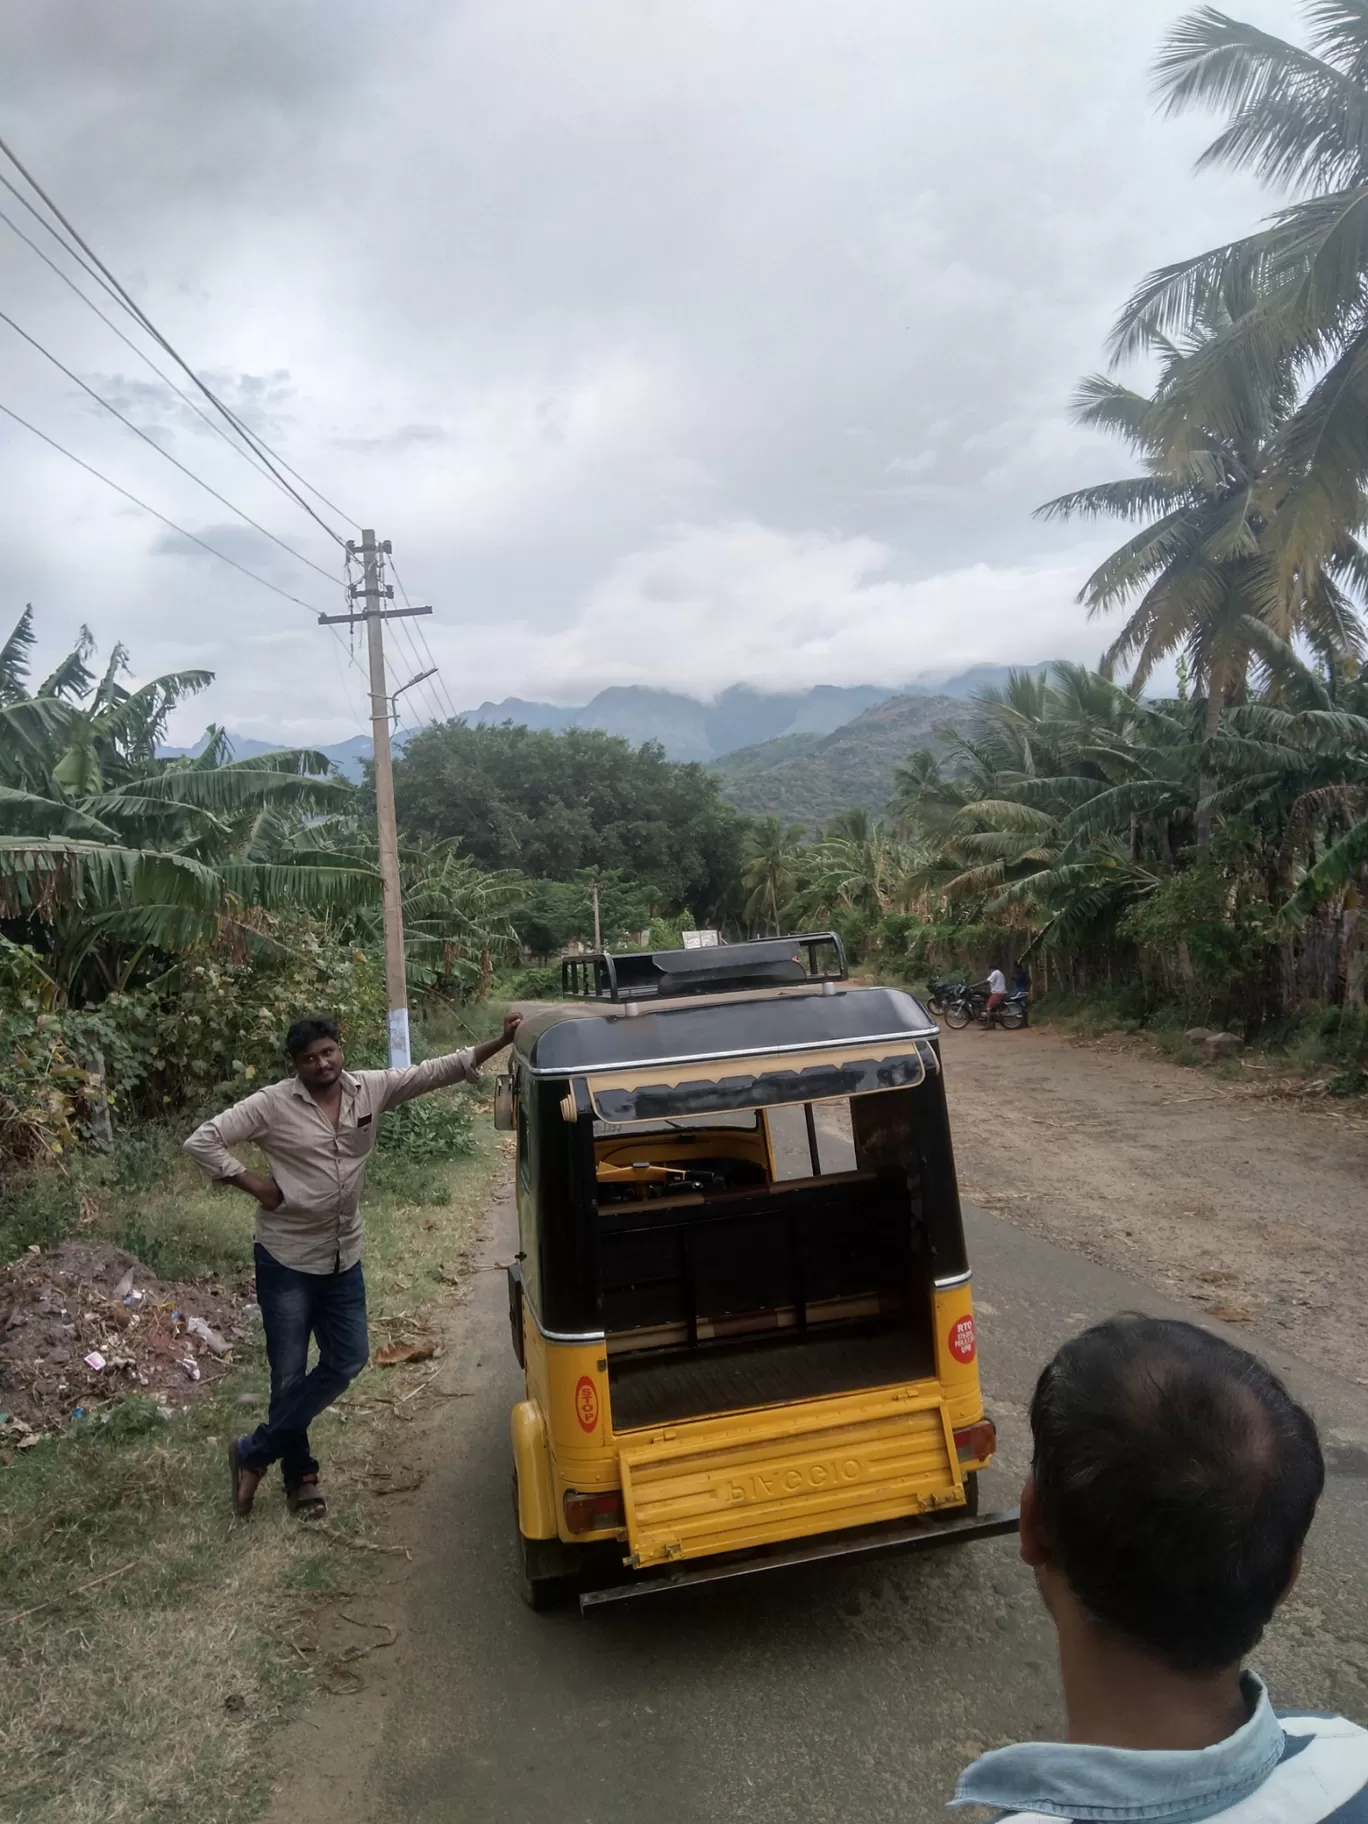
470, 1009, 523, 1072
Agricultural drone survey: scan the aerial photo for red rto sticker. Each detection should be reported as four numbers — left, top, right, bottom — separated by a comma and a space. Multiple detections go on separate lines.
948, 1316, 977, 1364
574, 1374, 599, 1432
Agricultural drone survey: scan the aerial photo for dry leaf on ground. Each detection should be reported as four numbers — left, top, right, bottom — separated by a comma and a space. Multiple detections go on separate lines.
373, 1340, 436, 1367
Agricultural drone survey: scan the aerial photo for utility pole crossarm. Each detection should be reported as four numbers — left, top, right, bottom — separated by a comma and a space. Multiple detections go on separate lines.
317, 605, 432, 625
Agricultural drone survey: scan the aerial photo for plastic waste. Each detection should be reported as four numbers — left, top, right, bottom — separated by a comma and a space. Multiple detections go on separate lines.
186, 1315, 230, 1357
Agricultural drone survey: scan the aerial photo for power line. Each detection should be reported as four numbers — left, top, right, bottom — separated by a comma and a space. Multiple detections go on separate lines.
0, 305, 341, 589
0, 197, 317, 507
0, 133, 354, 547
0, 139, 414, 750
396, 610, 448, 727
0, 145, 462, 739
390, 553, 459, 721
393, 617, 446, 728
378, 557, 440, 725
0, 397, 333, 619
0, 167, 131, 321
329, 636, 368, 731
411, 618, 458, 720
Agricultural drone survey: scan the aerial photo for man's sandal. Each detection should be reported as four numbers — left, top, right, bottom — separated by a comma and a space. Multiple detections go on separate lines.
228, 1440, 262, 1518
286, 1475, 327, 1520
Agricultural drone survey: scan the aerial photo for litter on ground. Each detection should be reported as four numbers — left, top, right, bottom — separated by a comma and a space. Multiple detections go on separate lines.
0, 1240, 250, 1438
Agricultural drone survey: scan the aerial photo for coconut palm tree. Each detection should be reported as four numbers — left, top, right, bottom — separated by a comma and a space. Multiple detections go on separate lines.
801, 815, 915, 924
1038, 309, 1365, 845
893, 666, 1202, 955
1112, 3, 1368, 592
742, 816, 807, 934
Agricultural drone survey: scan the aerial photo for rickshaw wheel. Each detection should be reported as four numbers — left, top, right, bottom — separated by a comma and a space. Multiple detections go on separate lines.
512, 1473, 575, 1610
961, 1472, 980, 1518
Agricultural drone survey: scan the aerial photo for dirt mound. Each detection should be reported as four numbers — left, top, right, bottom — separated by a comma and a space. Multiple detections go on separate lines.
0, 1240, 252, 1439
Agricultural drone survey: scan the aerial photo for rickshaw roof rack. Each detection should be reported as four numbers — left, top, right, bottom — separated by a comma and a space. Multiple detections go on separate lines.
560, 932, 848, 1003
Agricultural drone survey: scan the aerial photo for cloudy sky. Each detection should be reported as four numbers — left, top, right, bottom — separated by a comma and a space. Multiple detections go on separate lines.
1, 0, 1306, 745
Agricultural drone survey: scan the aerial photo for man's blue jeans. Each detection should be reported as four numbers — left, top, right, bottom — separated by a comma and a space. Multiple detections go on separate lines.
237, 1243, 369, 1488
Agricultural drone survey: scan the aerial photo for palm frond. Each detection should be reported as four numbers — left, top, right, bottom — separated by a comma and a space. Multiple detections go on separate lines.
0, 606, 36, 704
1154, 8, 1368, 188
1284, 811, 1368, 914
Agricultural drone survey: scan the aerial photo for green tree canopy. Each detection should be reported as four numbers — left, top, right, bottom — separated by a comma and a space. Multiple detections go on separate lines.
390, 721, 747, 923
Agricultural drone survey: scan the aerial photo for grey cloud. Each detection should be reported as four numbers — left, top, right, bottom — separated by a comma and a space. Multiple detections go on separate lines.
334, 424, 449, 454
150, 522, 286, 569
0, 0, 1311, 742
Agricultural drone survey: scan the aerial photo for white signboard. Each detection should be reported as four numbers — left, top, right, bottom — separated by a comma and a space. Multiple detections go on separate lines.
681, 929, 721, 949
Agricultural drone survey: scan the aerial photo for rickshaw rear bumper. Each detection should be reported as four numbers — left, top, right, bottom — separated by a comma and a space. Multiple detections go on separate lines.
578, 1504, 1020, 1611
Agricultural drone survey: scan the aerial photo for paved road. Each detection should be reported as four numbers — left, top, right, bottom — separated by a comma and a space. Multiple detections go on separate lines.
283, 1155, 1368, 1823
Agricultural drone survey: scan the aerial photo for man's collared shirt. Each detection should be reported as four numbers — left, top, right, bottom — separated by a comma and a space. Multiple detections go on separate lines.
183, 1052, 481, 1275
953, 1675, 1368, 1823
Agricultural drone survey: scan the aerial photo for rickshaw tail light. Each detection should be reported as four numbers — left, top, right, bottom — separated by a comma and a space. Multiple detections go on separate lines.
953, 1420, 997, 1465
564, 1489, 625, 1535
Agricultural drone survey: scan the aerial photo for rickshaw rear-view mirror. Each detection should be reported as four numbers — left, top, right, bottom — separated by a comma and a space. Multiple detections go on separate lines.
493, 1073, 515, 1130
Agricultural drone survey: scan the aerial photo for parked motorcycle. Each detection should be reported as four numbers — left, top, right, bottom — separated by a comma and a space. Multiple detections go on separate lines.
983, 989, 1029, 1031
942, 984, 1029, 1031
938, 983, 976, 1030
925, 980, 963, 1017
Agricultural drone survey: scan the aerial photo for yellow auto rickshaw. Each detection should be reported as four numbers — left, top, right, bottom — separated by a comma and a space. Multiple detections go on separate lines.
499, 933, 1014, 1609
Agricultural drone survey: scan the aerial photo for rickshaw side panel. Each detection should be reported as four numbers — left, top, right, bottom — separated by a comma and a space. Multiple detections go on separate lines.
510, 1398, 558, 1538
518, 1309, 621, 1544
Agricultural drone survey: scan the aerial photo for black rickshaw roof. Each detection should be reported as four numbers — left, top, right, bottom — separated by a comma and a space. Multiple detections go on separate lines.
513, 982, 938, 1078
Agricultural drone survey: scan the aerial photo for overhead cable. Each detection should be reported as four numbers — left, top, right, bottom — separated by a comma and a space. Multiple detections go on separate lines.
0, 306, 341, 588
0, 133, 354, 545
0, 198, 317, 506
0, 398, 331, 619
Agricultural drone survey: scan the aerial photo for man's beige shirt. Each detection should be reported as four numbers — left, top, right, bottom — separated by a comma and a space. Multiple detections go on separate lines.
183, 1052, 481, 1274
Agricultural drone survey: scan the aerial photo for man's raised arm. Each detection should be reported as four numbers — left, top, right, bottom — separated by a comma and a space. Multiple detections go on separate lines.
376, 1011, 523, 1112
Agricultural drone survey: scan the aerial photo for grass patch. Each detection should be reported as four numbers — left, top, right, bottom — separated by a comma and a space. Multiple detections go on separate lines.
0, 1089, 508, 1822
1030, 989, 1368, 1091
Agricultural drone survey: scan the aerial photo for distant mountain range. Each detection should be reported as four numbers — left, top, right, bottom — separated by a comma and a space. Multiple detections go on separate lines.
711, 693, 964, 826
460, 684, 894, 763
158, 730, 403, 783
160, 663, 1055, 781
462, 664, 1054, 763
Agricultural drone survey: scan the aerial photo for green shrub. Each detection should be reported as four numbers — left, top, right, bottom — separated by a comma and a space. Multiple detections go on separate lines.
0, 922, 391, 1174
375, 1092, 476, 1162
109, 1126, 182, 1194
0, 1170, 85, 1259
495, 964, 561, 1000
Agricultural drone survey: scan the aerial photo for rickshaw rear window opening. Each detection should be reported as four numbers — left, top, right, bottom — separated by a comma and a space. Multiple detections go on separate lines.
591, 1076, 957, 1433
585, 1046, 934, 1126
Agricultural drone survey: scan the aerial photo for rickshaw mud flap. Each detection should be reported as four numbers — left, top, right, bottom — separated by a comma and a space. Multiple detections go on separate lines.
617, 1393, 962, 1568
578, 1507, 1021, 1611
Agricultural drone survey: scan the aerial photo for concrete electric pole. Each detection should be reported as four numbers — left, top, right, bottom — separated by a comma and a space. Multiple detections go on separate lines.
320, 529, 433, 1067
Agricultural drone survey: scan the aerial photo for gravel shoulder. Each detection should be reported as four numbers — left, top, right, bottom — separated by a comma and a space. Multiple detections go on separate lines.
940, 1023, 1368, 1386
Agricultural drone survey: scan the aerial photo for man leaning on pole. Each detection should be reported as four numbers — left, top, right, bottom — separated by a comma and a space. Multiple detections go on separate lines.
184, 1009, 520, 1520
